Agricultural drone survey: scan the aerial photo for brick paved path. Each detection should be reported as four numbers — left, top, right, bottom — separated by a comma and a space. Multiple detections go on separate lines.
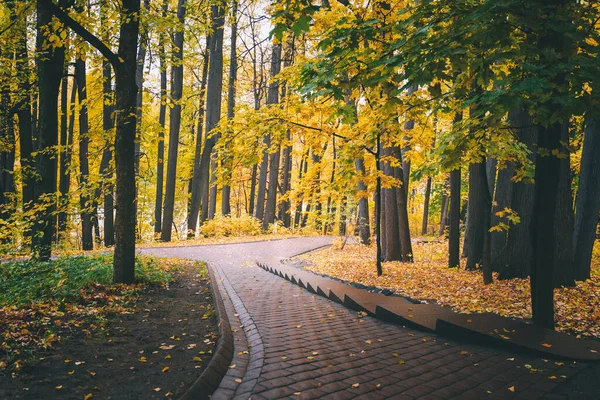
141, 237, 589, 400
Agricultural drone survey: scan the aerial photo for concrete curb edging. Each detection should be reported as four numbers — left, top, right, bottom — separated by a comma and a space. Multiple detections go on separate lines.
257, 261, 600, 362
180, 264, 234, 400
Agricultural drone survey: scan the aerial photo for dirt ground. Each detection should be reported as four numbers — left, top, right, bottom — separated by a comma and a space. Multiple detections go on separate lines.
0, 263, 217, 400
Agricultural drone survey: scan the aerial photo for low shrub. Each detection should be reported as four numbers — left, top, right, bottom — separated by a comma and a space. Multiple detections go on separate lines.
199, 214, 262, 237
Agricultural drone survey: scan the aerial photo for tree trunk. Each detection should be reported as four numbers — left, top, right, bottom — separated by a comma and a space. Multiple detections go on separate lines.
552, 122, 575, 287
160, 0, 186, 242
421, 176, 431, 235
192, 4, 224, 228
573, 118, 600, 281
439, 188, 448, 236
221, 0, 238, 216
465, 161, 488, 270
401, 84, 417, 194
187, 37, 209, 235
531, 120, 560, 329
8, 0, 35, 237
112, 0, 141, 283
496, 110, 537, 280
263, 42, 283, 231
355, 158, 371, 245
486, 157, 497, 199
392, 146, 413, 261
32, 0, 67, 260
75, 55, 93, 250
134, 0, 150, 176
100, 60, 115, 246
249, 163, 257, 215
448, 168, 461, 268
490, 162, 514, 263
382, 147, 401, 261
155, 0, 169, 235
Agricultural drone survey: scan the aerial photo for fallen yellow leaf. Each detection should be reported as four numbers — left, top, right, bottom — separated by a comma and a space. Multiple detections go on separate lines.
162, 366, 170, 373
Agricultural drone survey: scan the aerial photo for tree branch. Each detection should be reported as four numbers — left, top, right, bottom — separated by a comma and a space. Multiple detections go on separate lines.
39, 0, 121, 70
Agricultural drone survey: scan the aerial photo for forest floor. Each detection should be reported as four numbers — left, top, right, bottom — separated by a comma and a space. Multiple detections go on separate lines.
0, 258, 216, 400
301, 238, 600, 340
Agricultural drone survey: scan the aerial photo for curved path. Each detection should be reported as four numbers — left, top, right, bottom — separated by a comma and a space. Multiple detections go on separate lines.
141, 237, 592, 400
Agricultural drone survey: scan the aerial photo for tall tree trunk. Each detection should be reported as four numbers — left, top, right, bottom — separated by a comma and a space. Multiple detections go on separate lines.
263, 43, 282, 231
355, 158, 371, 245
155, 0, 169, 235
198, 4, 225, 224
278, 40, 294, 227
248, 163, 257, 215
8, 0, 35, 237
439, 184, 449, 236
187, 40, 209, 235
112, 0, 142, 283
465, 160, 488, 270
134, 0, 150, 176
160, 0, 186, 242
392, 146, 413, 261
100, 58, 115, 246
552, 123, 575, 287
32, 0, 67, 260
401, 84, 417, 194
382, 146, 401, 261
490, 162, 514, 262
573, 118, 600, 281
221, 0, 238, 216
448, 168, 461, 268
75, 55, 93, 250
486, 157, 497, 198
495, 110, 537, 280
421, 176, 432, 235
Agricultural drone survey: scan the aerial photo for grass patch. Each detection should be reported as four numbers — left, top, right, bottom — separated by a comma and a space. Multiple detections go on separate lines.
0, 254, 171, 306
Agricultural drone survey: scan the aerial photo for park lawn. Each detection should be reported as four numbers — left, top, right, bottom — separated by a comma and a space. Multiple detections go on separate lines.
302, 239, 600, 339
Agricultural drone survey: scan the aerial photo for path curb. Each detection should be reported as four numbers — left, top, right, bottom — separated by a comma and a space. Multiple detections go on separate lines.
257, 261, 600, 362
181, 264, 234, 400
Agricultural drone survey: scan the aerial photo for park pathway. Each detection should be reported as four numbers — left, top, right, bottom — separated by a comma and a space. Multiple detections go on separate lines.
140, 237, 588, 400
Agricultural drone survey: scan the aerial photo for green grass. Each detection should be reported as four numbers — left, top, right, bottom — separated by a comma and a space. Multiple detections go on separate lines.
0, 254, 172, 306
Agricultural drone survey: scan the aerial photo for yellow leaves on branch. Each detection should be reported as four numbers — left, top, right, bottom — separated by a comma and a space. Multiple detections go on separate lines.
303, 241, 600, 339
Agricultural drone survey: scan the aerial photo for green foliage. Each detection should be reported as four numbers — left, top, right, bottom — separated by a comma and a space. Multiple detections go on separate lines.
0, 255, 171, 306
199, 214, 262, 237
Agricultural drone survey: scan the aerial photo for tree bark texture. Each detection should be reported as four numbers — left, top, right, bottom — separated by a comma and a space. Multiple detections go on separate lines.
112, 0, 141, 283
75, 56, 94, 250
448, 168, 461, 268
32, 0, 67, 260
160, 0, 186, 242
155, 0, 169, 235
573, 119, 600, 281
